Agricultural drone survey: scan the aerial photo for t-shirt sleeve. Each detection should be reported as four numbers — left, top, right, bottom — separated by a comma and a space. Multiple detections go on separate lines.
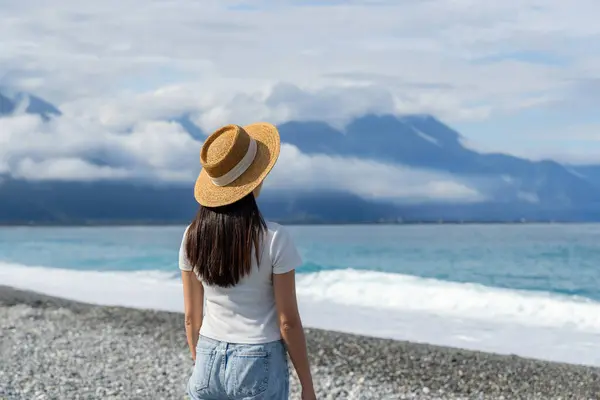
271, 225, 303, 274
178, 226, 193, 271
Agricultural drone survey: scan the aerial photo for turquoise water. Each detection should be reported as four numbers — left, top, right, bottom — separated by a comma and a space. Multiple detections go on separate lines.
2, 224, 600, 301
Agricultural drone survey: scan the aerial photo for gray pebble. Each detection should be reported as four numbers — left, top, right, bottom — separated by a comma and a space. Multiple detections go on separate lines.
2, 285, 600, 399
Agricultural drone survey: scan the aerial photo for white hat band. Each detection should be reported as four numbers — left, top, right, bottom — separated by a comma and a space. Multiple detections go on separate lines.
210, 138, 257, 187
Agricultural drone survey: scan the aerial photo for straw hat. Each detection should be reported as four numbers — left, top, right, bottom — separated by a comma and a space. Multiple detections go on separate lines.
194, 122, 280, 207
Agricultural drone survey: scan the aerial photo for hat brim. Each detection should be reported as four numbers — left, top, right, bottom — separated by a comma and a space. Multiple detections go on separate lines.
194, 122, 281, 207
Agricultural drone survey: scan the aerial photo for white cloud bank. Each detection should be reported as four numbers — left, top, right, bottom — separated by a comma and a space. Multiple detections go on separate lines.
270, 145, 483, 203
0, 104, 483, 203
0, 112, 200, 182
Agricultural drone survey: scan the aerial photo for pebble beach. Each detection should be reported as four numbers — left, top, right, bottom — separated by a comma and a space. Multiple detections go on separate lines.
1, 285, 600, 400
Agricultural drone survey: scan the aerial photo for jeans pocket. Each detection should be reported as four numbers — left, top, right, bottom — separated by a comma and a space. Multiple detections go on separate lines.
233, 345, 271, 398
192, 347, 216, 392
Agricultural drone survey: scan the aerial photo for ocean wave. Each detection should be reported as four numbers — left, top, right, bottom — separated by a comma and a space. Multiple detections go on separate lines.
3, 262, 600, 332
296, 269, 600, 332
0, 262, 185, 311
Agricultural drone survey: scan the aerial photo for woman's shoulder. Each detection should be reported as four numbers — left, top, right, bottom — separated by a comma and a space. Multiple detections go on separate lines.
264, 221, 297, 248
265, 221, 302, 272
265, 221, 292, 239
265, 220, 283, 233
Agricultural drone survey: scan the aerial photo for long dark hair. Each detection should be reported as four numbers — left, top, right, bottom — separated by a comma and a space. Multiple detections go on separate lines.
185, 192, 267, 287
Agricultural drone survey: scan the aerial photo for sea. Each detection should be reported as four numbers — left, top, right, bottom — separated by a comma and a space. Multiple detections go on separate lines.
2, 224, 600, 367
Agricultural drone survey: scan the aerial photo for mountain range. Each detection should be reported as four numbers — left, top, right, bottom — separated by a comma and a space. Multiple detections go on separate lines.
2, 91, 600, 224
0, 91, 61, 120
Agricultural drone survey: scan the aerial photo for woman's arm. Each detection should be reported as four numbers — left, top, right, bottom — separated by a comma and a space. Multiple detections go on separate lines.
181, 270, 204, 361
273, 270, 315, 399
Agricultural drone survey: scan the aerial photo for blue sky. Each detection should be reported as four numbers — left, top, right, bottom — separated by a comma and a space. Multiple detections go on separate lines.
1, 0, 600, 197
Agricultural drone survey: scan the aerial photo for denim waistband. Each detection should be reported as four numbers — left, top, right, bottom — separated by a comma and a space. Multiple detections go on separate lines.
199, 335, 283, 346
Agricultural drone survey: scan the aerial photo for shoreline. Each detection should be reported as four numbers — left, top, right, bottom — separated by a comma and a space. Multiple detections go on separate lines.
2, 286, 600, 399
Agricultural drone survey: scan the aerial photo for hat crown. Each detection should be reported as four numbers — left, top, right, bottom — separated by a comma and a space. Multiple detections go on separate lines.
195, 121, 280, 207
201, 125, 253, 180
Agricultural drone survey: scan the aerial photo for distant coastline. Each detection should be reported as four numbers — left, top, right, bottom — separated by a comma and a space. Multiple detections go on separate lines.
0, 218, 588, 227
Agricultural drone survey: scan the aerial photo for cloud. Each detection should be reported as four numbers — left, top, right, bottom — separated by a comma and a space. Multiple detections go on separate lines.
0, 105, 483, 202
458, 119, 600, 165
14, 158, 133, 181
194, 83, 398, 131
266, 144, 483, 203
2, 0, 599, 124
0, 112, 201, 183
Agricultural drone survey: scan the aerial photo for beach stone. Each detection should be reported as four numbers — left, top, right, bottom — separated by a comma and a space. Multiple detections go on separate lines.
2, 285, 600, 399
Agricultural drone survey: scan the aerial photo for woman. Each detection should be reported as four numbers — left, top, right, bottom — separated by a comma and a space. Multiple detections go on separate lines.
179, 123, 316, 399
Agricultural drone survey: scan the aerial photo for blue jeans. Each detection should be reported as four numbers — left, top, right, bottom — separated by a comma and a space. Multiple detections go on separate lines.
187, 336, 290, 399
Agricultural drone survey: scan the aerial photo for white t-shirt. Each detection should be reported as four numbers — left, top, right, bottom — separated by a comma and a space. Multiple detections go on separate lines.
179, 221, 302, 344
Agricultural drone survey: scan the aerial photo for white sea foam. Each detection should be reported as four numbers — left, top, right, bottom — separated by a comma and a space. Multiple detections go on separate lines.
3, 262, 600, 366
296, 269, 600, 332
